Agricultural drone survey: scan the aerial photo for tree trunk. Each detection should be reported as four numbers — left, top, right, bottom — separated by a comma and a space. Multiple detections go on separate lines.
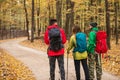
37, 0, 40, 37
98, 0, 102, 5
0, 4, 1, 29
56, 0, 62, 27
31, 0, 35, 42
114, 2, 118, 44
65, 0, 74, 39
105, 0, 111, 49
48, 0, 51, 20
24, 0, 29, 40
51, 2, 55, 18
0, 5, 1, 29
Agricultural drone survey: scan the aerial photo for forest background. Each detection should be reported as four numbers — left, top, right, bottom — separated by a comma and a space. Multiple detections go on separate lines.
0, 0, 120, 79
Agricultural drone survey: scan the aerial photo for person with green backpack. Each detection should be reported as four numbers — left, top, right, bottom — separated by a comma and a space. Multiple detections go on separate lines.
67, 25, 90, 80
87, 22, 102, 80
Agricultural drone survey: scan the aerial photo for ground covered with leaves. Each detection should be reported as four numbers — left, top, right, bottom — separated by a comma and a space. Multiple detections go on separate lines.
102, 41, 120, 76
0, 48, 36, 80
21, 38, 120, 77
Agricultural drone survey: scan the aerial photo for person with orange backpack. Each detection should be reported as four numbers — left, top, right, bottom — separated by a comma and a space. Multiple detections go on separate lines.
87, 22, 104, 80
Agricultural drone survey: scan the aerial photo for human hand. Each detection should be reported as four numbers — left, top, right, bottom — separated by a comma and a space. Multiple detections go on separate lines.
67, 50, 69, 54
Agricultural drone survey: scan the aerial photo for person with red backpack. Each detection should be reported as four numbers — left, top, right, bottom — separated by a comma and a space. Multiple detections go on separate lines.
44, 19, 66, 80
87, 22, 102, 80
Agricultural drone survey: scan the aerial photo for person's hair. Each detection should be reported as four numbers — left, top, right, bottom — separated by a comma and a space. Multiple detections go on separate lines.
49, 19, 57, 25
89, 22, 97, 27
72, 25, 81, 34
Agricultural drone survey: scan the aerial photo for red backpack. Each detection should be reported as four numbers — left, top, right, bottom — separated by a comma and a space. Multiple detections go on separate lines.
95, 31, 108, 54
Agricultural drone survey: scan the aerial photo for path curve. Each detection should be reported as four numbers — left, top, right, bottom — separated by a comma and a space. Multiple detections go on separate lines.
0, 38, 119, 80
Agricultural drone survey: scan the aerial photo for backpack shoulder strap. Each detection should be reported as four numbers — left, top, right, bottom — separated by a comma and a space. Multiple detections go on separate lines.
92, 30, 97, 33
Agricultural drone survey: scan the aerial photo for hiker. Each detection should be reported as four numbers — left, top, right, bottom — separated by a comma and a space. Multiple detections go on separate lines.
44, 19, 66, 80
67, 26, 90, 80
87, 22, 102, 80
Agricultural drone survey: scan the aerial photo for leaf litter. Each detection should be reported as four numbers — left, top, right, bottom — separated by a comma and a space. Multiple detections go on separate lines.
0, 48, 36, 80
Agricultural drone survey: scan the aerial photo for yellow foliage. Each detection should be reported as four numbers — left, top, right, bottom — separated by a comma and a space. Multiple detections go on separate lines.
0, 49, 35, 80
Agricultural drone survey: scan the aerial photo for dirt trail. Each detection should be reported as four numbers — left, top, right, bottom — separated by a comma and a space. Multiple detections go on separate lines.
0, 38, 119, 80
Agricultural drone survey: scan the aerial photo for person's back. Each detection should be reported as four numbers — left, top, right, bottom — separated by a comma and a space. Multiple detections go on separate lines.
44, 20, 66, 56
87, 22, 102, 80
67, 26, 90, 80
44, 19, 66, 80
73, 32, 87, 53
48, 27, 63, 51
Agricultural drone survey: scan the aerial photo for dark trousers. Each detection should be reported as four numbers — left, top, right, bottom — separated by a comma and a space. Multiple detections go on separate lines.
49, 55, 65, 80
74, 59, 90, 80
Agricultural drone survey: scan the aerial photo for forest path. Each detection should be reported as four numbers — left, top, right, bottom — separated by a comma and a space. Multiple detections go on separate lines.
0, 38, 119, 80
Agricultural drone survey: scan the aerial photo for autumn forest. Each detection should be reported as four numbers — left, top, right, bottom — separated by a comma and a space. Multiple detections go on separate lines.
0, 0, 120, 48
0, 0, 120, 80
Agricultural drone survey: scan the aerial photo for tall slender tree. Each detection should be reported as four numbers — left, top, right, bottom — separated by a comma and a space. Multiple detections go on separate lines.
24, 0, 29, 40
48, 0, 51, 20
56, 0, 62, 27
31, 0, 35, 42
105, 0, 111, 49
65, 0, 74, 39
114, 1, 119, 44
35, 0, 41, 37
0, 3, 1, 29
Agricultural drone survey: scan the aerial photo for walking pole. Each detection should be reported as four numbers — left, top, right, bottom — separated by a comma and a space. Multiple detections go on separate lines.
66, 52, 69, 80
